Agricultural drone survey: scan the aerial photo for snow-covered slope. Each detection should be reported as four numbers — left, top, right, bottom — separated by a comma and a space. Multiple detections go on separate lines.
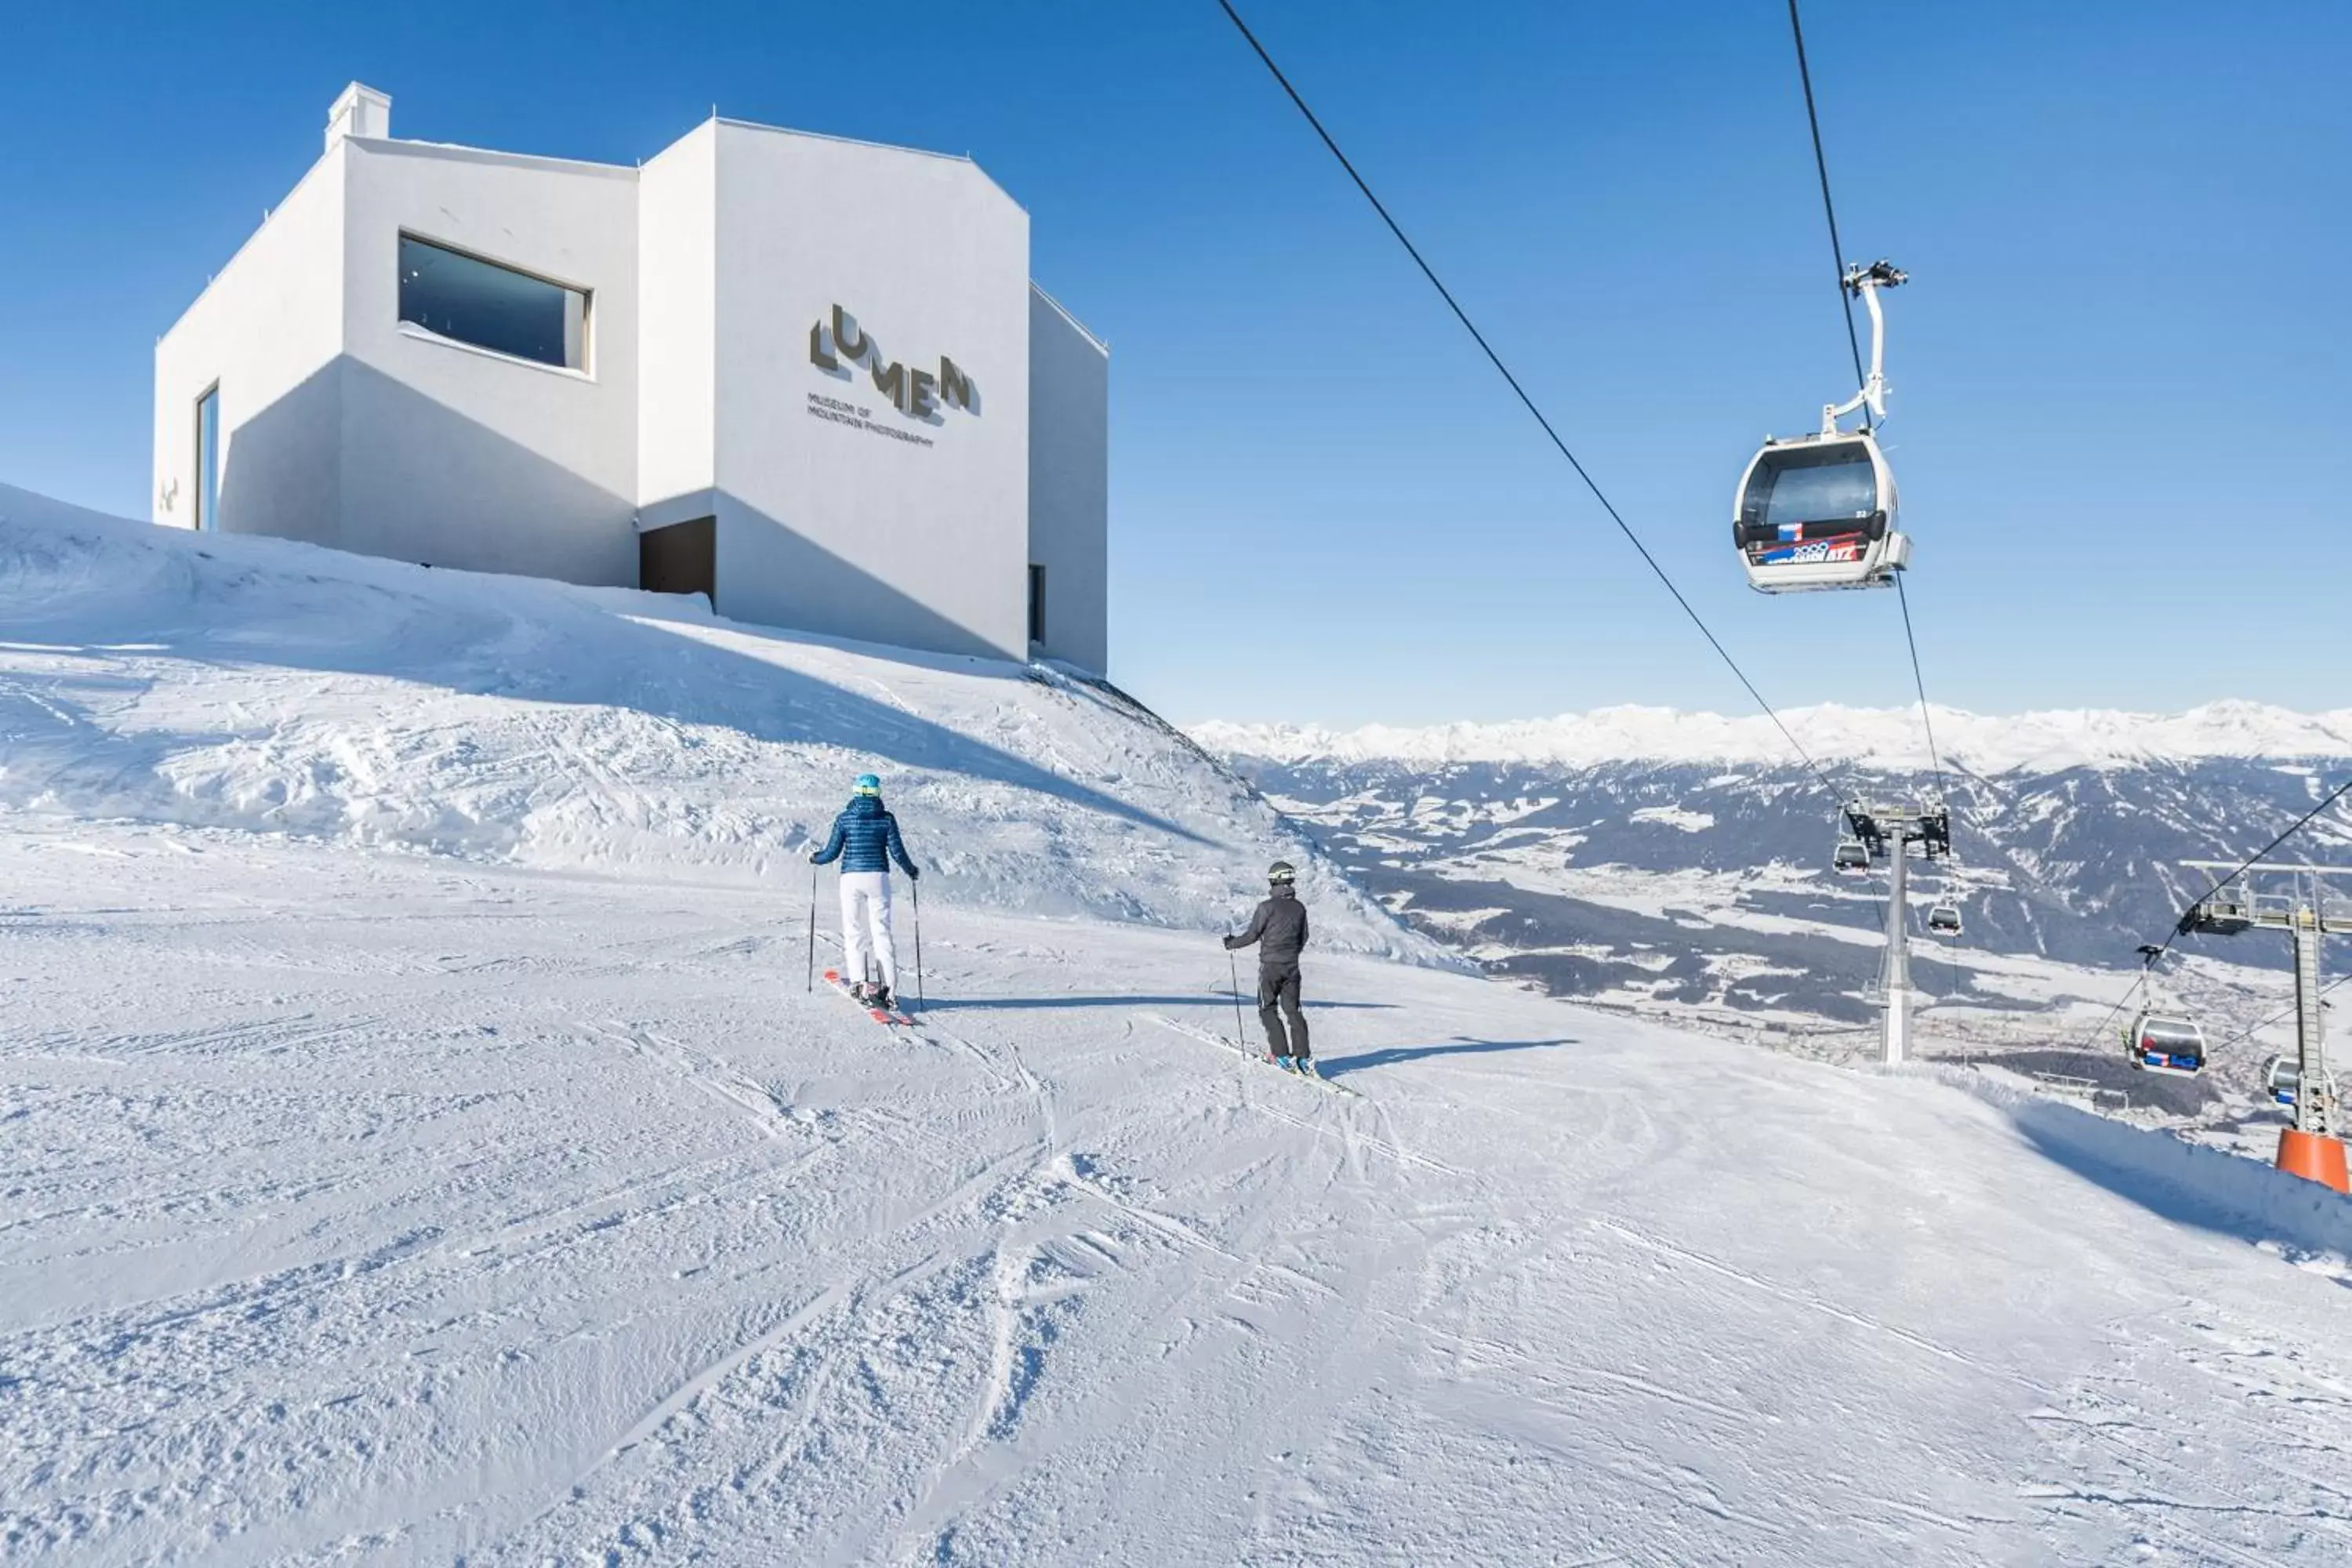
5, 818, 2351, 1565
0, 483, 1423, 958
8, 487, 2352, 1564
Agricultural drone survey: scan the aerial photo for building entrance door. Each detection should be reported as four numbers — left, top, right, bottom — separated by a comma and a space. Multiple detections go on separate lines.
640, 516, 715, 605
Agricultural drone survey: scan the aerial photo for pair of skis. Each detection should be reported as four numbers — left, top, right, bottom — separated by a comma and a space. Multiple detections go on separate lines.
821, 967, 915, 1029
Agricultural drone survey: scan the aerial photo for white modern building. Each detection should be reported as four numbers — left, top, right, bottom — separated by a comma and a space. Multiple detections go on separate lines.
154, 84, 1109, 672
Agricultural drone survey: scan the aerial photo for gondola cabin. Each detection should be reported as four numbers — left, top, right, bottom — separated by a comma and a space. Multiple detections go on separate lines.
1733, 430, 1910, 593
1833, 839, 1871, 876
2127, 1012, 2206, 1077
1926, 903, 1963, 936
2262, 1055, 2336, 1111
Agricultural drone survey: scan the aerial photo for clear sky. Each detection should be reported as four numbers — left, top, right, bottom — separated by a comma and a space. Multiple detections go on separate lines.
4, 2, 2347, 727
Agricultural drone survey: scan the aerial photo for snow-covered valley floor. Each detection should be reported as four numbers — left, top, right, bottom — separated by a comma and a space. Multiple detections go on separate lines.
9, 818, 2352, 1566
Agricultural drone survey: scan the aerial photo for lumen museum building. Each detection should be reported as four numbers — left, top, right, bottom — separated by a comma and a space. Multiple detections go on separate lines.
153, 85, 1109, 672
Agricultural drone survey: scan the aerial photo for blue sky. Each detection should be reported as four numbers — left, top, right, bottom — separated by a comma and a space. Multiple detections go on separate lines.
4, 2, 2347, 726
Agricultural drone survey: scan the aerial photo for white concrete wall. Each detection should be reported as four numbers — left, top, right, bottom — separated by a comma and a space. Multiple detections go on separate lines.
338, 140, 640, 586
1027, 288, 1110, 674
637, 122, 717, 527
708, 124, 1032, 662
154, 106, 1107, 670
152, 149, 347, 540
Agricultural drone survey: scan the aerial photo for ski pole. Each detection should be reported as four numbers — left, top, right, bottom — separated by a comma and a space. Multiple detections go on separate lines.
806, 862, 818, 992
1227, 946, 1248, 1046
912, 878, 925, 1014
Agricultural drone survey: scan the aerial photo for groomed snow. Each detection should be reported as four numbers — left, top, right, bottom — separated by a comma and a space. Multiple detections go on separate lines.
5, 490, 2352, 1563
0, 483, 1421, 960
8, 822, 2352, 1564
1194, 701, 2352, 776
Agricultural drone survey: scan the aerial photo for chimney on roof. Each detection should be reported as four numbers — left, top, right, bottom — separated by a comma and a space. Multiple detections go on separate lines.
325, 82, 391, 153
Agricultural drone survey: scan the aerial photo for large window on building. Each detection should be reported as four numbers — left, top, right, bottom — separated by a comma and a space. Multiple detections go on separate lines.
397, 234, 588, 371
194, 385, 220, 533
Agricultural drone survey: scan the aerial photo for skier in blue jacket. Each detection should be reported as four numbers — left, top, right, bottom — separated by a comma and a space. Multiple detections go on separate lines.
809, 773, 921, 1007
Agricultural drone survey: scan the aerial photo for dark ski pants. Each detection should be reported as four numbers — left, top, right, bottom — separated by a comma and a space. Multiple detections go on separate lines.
1258, 963, 1310, 1058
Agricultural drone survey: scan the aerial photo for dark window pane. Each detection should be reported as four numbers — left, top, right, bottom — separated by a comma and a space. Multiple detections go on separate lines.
397, 234, 586, 370
1749, 446, 1878, 528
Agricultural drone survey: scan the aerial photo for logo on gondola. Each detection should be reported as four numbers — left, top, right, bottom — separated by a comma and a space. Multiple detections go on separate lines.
1763, 537, 1863, 566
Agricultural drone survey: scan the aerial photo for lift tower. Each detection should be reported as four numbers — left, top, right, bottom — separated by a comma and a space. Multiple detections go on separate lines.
2179, 862, 2352, 1191
1844, 800, 1952, 1066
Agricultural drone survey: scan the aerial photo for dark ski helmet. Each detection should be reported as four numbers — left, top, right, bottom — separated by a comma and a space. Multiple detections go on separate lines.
1267, 861, 1298, 885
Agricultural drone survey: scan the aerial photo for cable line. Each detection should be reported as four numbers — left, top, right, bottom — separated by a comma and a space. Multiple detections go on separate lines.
1213, 0, 1838, 797
1785, 0, 1951, 815
2176, 773, 2352, 927
2209, 974, 2348, 1058
2068, 771, 2352, 1056
1784, 0, 1868, 405
1893, 576, 1947, 798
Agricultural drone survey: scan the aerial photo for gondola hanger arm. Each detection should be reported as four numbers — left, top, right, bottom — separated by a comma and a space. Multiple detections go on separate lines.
1822, 260, 1907, 435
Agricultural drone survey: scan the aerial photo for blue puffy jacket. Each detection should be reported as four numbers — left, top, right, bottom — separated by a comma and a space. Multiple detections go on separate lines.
811, 794, 920, 877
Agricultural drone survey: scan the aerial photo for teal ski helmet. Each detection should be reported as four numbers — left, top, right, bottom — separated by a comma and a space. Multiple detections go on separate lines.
853, 773, 882, 797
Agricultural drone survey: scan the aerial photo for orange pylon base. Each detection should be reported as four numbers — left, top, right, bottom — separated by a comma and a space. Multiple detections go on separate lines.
2276, 1129, 2350, 1193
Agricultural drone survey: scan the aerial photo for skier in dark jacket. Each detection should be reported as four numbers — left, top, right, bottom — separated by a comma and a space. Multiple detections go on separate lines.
1225, 860, 1313, 1072
810, 773, 920, 1008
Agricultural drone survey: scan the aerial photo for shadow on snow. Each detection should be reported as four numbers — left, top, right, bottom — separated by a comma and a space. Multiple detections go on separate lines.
1318, 1036, 1576, 1078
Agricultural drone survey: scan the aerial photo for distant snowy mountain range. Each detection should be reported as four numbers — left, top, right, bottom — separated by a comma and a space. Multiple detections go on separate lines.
1197, 706, 2352, 1052
1196, 702, 2352, 775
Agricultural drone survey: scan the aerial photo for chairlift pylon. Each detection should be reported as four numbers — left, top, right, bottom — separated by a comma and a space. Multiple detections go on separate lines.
1735, 263, 1911, 593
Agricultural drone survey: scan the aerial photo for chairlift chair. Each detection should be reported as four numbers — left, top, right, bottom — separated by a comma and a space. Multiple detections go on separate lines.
2126, 1011, 2206, 1077
1926, 903, 1963, 936
1833, 838, 1871, 877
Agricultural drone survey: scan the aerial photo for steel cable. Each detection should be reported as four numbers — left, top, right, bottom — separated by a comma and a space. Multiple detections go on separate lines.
1214, 0, 1840, 800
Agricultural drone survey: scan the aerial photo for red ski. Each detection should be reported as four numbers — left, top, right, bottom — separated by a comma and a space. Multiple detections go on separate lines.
822, 968, 914, 1028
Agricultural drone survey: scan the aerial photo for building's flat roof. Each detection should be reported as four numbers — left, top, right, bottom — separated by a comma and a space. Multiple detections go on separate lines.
343, 116, 1021, 212
345, 134, 638, 180
709, 117, 1022, 212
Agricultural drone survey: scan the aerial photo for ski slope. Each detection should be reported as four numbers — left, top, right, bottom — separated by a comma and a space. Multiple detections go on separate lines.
5, 492, 2352, 1564
0, 484, 1418, 957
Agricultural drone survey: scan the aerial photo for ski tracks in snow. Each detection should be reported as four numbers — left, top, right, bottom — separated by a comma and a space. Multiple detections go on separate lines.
12, 831, 2352, 1563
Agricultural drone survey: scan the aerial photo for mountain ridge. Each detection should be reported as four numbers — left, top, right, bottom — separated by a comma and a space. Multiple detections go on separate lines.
1196, 702, 2352, 777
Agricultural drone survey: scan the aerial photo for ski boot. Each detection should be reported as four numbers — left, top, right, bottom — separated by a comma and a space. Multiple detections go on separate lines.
1295, 1057, 1319, 1078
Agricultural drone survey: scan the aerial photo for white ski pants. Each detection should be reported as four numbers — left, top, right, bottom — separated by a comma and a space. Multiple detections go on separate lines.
839, 871, 898, 991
